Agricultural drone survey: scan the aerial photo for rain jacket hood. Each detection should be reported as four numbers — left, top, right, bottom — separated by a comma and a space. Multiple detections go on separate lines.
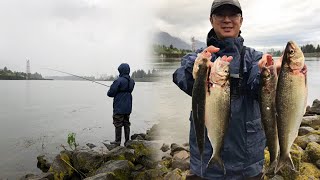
118, 63, 130, 77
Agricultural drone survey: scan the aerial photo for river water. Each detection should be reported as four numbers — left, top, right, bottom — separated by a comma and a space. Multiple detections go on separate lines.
0, 57, 319, 179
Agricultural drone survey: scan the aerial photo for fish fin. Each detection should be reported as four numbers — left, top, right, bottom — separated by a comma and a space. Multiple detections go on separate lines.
275, 154, 295, 174
191, 104, 205, 156
207, 155, 226, 175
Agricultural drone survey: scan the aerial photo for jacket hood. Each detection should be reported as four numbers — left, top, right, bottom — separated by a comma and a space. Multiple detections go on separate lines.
118, 63, 130, 76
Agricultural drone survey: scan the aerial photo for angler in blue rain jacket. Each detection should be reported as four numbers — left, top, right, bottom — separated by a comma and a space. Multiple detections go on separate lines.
107, 63, 135, 146
173, 0, 266, 179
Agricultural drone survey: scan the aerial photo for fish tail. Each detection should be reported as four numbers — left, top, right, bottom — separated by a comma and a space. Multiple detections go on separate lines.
275, 153, 295, 173
261, 160, 277, 179
207, 155, 225, 175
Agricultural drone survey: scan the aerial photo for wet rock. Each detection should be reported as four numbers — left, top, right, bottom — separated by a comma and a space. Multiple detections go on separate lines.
49, 151, 74, 179
305, 142, 320, 163
173, 150, 190, 160
83, 172, 116, 180
164, 168, 182, 180
37, 155, 51, 173
136, 156, 157, 169
301, 115, 320, 129
86, 143, 96, 149
102, 142, 119, 151
145, 124, 160, 140
104, 146, 136, 162
294, 133, 320, 149
95, 160, 134, 179
133, 164, 144, 171
160, 143, 170, 152
131, 133, 146, 140
170, 143, 187, 156
171, 158, 190, 171
71, 148, 104, 176
159, 155, 172, 169
298, 126, 315, 136
306, 99, 320, 115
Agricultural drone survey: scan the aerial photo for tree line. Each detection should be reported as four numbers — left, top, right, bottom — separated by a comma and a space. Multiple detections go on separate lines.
153, 44, 192, 58
0, 67, 44, 80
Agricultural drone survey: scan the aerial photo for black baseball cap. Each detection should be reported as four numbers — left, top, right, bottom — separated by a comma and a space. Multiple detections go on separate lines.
210, 0, 242, 16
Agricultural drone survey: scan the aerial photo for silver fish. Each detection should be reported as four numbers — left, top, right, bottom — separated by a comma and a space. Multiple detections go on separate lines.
275, 41, 308, 173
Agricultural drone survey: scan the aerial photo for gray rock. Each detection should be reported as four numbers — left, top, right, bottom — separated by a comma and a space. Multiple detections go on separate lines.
306, 99, 320, 115
49, 151, 74, 179
86, 143, 96, 149
71, 148, 104, 176
84, 172, 116, 180
171, 158, 190, 171
173, 150, 190, 160
37, 155, 51, 173
131, 133, 146, 140
104, 146, 136, 162
295, 133, 320, 149
95, 160, 133, 179
170, 143, 187, 156
164, 168, 182, 180
160, 143, 170, 152
20, 173, 54, 180
134, 168, 167, 179
102, 142, 119, 151
301, 115, 320, 129
298, 126, 315, 136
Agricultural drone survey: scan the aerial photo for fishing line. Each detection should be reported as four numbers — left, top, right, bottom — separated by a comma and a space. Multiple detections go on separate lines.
44, 68, 110, 87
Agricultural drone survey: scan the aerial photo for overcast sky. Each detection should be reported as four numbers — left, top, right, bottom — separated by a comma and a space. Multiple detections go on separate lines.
1, 0, 319, 76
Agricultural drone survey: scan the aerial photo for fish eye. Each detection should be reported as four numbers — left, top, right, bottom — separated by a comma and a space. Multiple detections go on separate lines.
290, 49, 295, 54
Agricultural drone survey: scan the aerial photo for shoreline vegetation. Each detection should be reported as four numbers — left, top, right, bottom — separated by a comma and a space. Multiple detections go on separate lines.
20, 99, 320, 180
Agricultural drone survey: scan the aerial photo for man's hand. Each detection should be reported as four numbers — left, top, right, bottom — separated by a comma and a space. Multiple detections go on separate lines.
259, 54, 282, 75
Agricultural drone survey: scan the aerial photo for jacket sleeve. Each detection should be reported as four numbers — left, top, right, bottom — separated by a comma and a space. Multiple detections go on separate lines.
172, 50, 202, 96
107, 79, 120, 97
247, 49, 263, 98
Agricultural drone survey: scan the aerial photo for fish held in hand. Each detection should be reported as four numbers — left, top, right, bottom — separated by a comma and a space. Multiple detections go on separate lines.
275, 41, 308, 173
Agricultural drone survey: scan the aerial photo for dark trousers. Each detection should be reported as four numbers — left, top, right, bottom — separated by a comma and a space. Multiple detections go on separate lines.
112, 114, 131, 143
113, 114, 131, 128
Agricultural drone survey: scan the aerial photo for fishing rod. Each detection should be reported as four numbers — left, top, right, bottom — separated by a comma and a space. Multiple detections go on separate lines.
44, 68, 110, 87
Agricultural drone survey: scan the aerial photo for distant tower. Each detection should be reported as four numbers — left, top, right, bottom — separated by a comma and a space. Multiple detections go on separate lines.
191, 37, 196, 52
26, 59, 30, 80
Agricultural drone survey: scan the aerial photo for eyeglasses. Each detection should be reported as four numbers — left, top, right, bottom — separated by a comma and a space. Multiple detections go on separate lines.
212, 13, 241, 21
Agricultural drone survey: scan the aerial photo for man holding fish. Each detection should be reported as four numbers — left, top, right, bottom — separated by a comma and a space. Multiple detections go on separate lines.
173, 0, 308, 179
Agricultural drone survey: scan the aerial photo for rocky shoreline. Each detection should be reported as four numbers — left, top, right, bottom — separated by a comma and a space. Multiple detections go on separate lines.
21, 99, 320, 180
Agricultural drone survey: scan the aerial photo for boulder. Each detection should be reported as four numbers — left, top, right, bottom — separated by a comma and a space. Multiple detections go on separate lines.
71, 148, 104, 176
173, 150, 190, 160
163, 168, 182, 180
131, 133, 146, 140
297, 162, 320, 179
160, 143, 170, 152
20, 172, 54, 180
278, 144, 303, 179
171, 158, 190, 171
133, 168, 168, 180
306, 99, 320, 115
104, 146, 136, 162
305, 142, 320, 163
86, 143, 96, 149
298, 126, 315, 136
83, 172, 116, 180
102, 142, 119, 151
37, 155, 52, 173
95, 160, 134, 179
269, 175, 284, 180
301, 116, 320, 129
170, 143, 187, 156
294, 133, 320, 149
48, 151, 75, 179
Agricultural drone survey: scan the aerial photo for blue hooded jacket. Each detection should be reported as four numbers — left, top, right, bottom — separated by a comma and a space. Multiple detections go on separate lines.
107, 63, 135, 115
173, 29, 266, 179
